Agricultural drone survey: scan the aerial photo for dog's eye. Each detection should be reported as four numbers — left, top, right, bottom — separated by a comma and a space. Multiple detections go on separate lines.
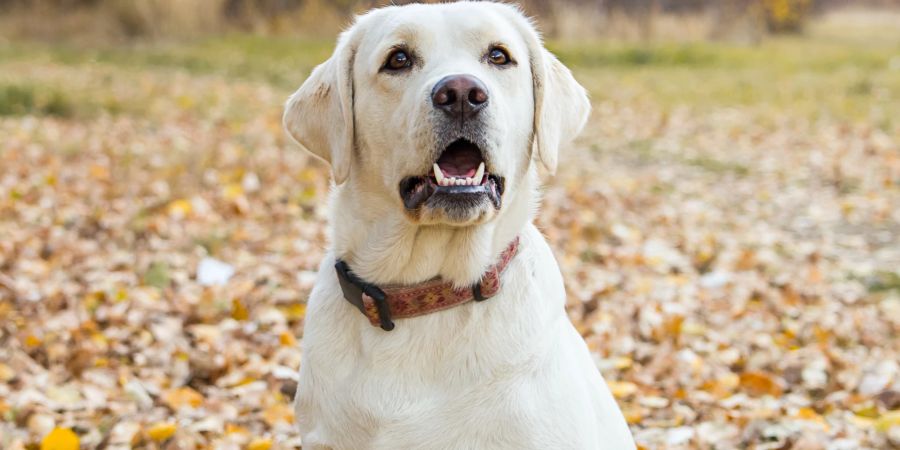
487, 48, 510, 66
384, 50, 412, 71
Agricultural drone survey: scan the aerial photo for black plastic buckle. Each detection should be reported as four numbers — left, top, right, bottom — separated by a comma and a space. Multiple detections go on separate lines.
472, 282, 488, 302
335, 260, 395, 331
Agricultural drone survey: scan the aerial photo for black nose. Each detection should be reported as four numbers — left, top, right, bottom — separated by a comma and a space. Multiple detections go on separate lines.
431, 74, 489, 119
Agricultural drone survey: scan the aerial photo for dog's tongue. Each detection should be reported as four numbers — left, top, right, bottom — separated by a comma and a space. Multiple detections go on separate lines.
436, 142, 482, 178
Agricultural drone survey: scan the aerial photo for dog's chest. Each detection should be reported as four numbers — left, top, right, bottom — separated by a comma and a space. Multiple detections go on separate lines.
297, 298, 591, 450
295, 238, 596, 448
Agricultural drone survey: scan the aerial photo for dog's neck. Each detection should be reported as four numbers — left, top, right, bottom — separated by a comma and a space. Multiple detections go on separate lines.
328, 170, 537, 288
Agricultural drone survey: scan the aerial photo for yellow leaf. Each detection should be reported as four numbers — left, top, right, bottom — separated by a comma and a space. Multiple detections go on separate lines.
279, 331, 297, 346
623, 408, 643, 424
262, 403, 294, 427
740, 371, 783, 397
280, 303, 306, 321
162, 386, 204, 410
607, 381, 639, 399
225, 423, 249, 435
25, 334, 42, 348
167, 199, 192, 218
41, 427, 79, 450
875, 410, 900, 432
610, 357, 632, 370
223, 183, 244, 200
176, 95, 194, 109
147, 422, 177, 442
855, 404, 880, 419
232, 377, 256, 387
849, 415, 875, 429
794, 407, 828, 431
703, 373, 740, 398
231, 298, 249, 321
247, 437, 273, 450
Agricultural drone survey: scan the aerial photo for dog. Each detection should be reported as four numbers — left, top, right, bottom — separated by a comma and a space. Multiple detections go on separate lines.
283, 2, 635, 449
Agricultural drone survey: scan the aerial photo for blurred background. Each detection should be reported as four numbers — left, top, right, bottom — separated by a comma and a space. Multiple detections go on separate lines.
1, 1, 899, 449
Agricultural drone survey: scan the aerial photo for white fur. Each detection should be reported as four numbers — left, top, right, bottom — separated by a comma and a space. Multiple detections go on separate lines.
284, 3, 635, 449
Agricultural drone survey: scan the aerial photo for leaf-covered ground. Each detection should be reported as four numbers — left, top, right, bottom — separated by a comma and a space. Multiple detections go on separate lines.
2, 12, 900, 450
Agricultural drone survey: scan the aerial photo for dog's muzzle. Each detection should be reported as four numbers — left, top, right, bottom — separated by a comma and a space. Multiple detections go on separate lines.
398, 139, 505, 213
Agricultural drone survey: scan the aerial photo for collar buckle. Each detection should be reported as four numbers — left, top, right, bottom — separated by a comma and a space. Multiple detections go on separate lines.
472, 282, 488, 301
335, 260, 395, 331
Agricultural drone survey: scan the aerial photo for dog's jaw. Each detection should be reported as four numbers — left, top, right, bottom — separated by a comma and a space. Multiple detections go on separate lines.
330, 167, 537, 289
398, 139, 507, 226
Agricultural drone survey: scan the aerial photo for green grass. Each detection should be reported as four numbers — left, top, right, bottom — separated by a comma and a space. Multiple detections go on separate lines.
550, 37, 900, 126
0, 35, 334, 89
0, 84, 75, 117
0, 30, 898, 127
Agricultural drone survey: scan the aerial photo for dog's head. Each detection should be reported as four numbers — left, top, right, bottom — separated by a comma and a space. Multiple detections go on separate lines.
284, 3, 589, 226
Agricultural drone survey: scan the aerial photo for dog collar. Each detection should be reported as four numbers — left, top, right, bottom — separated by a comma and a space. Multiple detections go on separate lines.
334, 237, 520, 331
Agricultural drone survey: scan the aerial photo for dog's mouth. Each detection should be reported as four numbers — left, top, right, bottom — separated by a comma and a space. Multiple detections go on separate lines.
399, 139, 505, 214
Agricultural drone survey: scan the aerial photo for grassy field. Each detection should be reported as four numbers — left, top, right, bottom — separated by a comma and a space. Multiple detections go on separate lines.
1, 9, 900, 450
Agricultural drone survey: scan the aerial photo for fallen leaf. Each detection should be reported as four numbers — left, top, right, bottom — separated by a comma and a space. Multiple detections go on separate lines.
197, 257, 235, 286
740, 371, 783, 397
232, 298, 249, 321
608, 381, 639, 398
162, 386, 204, 410
262, 403, 294, 427
247, 437, 273, 450
167, 198, 192, 218
41, 427, 79, 450
147, 422, 177, 442
279, 331, 297, 346
876, 410, 900, 432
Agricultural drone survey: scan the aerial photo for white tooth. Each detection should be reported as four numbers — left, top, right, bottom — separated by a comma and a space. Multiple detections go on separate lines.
447, 177, 455, 186
442, 178, 450, 186
456, 178, 464, 186
474, 162, 485, 184
433, 164, 444, 184
466, 177, 473, 185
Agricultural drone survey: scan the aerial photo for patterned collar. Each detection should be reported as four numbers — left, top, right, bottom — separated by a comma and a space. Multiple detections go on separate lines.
334, 237, 520, 331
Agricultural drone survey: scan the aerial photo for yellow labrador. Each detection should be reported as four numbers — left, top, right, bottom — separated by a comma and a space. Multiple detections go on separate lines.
283, 2, 635, 449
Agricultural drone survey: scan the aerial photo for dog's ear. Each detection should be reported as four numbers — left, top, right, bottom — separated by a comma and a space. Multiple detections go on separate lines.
504, 7, 591, 174
530, 49, 591, 174
283, 29, 360, 185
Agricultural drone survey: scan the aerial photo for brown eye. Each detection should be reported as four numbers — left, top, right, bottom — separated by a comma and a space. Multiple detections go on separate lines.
487, 48, 510, 65
385, 50, 411, 70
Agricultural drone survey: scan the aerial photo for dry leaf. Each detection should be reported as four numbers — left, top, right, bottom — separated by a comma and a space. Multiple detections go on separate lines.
40, 428, 79, 450
876, 411, 900, 433
147, 422, 177, 442
247, 437, 273, 450
232, 298, 250, 321
262, 403, 294, 427
740, 371, 784, 397
162, 386, 204, 410
608, 381, 639, 398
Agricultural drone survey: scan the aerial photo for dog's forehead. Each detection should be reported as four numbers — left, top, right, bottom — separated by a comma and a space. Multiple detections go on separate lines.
359, 4, 526, 57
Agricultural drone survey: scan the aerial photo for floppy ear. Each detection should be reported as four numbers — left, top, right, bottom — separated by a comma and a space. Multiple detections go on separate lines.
503, 5, 590, 174
283, 29, 359, 185
529, 49, 591, 174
